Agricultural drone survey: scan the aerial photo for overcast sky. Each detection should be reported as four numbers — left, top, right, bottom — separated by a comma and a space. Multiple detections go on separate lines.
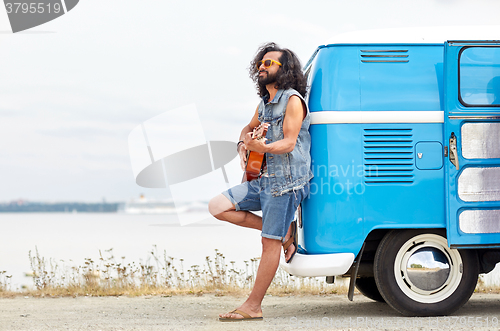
1, 0, 500, 202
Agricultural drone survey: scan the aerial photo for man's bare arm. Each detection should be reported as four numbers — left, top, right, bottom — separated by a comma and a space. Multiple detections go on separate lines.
245, 95, 305, 154
239, 107, 261, 142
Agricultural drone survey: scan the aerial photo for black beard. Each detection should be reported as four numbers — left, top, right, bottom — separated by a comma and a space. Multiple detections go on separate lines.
258, 71, 277, 86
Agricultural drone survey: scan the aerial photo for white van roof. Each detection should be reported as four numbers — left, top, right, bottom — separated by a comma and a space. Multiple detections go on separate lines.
326, 25, 500, 44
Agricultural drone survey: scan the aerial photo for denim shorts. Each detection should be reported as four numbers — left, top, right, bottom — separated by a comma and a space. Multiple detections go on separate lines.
221, 176, 309, 241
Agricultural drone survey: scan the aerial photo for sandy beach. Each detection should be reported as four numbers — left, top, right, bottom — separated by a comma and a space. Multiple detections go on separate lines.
1, 293, 500, 330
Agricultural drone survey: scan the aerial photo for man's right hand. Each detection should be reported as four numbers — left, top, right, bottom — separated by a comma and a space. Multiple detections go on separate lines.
238, 144, 247, 170
239, 105, 261, 171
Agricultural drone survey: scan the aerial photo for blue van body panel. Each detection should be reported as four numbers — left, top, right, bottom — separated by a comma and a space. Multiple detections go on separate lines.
302, 44, 449, 256
302, 42, 500, 257
301, 123, 446, 255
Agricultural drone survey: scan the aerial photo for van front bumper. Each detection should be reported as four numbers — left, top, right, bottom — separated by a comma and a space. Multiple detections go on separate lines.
279, 252, 355, 277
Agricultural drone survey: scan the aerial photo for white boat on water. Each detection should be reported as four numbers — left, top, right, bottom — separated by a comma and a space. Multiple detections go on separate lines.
120, 195, 187, 214
120, 195, 208, 214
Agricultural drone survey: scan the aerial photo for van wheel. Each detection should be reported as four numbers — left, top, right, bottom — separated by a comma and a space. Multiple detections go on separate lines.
355, 277, 385, 302
374, 230, 479, 316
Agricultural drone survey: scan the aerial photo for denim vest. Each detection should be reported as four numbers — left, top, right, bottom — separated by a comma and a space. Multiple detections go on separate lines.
258, 89, 314, 197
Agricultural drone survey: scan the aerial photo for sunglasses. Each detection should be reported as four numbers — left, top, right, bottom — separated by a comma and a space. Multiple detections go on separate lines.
256, 59, 282, 69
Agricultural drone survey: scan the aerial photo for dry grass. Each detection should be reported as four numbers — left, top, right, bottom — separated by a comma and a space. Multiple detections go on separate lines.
0, 247, 349, 298
0, 271, 16, 298
475, 274, 500, 294
4, 247, 496, 298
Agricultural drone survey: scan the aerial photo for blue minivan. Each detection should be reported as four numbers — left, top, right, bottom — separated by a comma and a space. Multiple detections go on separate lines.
281, 29, 500, 316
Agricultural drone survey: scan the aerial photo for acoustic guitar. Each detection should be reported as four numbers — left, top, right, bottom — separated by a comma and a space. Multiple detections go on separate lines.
241, 123, 269, 182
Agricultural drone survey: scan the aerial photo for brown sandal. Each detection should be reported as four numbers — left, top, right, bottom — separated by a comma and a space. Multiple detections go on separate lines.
219, 309, 263, 322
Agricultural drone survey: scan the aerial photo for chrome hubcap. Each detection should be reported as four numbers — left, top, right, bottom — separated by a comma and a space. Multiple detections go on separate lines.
406, 247, 450, 291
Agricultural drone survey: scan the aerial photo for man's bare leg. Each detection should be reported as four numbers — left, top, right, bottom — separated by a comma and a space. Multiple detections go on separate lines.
209, 194, 296, 260
219, 237, 282, 319
208, 194, 262, 230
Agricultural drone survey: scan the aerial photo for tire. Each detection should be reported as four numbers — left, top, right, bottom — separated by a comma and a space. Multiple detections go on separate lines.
374, 229, 479, 316
355, 277, 385, 303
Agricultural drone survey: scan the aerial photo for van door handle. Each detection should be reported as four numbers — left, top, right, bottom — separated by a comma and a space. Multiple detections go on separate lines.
449, 132, 459, 170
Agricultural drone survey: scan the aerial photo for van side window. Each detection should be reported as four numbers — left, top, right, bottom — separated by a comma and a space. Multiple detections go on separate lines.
459, 47, 500, 107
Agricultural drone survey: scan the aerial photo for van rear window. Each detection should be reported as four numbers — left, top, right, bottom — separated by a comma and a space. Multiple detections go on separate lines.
459, 47, 500, 107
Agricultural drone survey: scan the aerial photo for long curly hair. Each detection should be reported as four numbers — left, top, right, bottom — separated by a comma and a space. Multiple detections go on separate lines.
249, 42, 307, 98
